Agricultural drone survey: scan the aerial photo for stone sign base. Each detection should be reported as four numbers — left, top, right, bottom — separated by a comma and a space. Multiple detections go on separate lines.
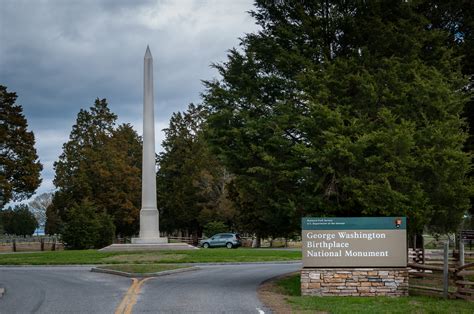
301, 268, 408, 296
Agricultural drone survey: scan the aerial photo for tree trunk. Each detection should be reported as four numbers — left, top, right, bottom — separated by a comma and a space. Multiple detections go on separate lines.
192, 228, 199, 246
252, 235, 261, 248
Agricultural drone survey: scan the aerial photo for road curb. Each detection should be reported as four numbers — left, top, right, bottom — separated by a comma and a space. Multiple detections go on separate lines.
90, 266, 200, 278
0, 287, 5, 298
0, 261, 301, 267
0, 265, 99, 267
185, 261, 302, 266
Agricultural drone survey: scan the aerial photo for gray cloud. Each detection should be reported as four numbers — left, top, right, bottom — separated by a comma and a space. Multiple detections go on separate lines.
0, 0, 258, 196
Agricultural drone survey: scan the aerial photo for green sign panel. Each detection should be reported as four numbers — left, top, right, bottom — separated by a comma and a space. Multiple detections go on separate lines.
302, 217, 406, 230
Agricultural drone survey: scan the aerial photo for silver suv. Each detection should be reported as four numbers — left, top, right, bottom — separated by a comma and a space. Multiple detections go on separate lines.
199, 233, 242, 249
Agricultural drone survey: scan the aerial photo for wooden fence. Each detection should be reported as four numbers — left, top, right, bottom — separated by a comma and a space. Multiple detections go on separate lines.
455, 262, 474, 300
408, 242, 474, 300
0, 236, 63, 252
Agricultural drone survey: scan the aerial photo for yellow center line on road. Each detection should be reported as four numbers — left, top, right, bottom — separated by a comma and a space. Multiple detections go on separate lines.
115, 277, 154, 314
115, 278, 138, 314
124, 277, 154, 314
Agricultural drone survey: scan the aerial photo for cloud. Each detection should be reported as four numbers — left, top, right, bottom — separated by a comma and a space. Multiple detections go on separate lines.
0, 0, 259, 200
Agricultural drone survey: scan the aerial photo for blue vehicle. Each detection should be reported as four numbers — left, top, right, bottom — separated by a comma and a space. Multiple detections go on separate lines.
199, 233, 242, 249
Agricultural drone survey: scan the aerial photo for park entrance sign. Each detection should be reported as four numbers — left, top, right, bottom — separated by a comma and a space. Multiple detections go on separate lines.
301, 217, 409, 296
302, 217, 407, 267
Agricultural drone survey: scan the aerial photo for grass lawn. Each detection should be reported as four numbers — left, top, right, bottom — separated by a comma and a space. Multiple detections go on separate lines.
274, 274, 474, 314
0, 248, 301, 265
96, 264, 187, 274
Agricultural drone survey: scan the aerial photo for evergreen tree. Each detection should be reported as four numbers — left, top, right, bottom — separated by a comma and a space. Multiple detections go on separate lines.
95, 124, 142, 236
0, 85, 42, 206
203, 0, 471, 236
157, 104, 235, 241
419, 0, 474, 220
48, 99, 142, 237
0, 204, 38, 236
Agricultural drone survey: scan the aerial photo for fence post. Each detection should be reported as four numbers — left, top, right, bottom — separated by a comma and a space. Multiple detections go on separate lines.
12, 239, 16, 252
40, 238, 44, 251
443, 241, 449, 299
421, 235, 425, 264
459, 241, 465, 266
52, 239, 56, 251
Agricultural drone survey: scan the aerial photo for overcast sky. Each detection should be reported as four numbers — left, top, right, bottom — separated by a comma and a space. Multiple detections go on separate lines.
0, 0, 258, 198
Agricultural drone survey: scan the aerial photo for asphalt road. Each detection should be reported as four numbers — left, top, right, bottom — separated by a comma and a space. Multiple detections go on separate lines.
0, 263, 300, 314
0, 266, 130, 314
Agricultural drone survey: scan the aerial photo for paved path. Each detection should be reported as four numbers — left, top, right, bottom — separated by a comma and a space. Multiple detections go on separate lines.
0, 263, 300, 313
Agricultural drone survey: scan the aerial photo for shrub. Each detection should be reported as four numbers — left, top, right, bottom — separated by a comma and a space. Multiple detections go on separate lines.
203, 221, 228, 237
61, 201, 115, 249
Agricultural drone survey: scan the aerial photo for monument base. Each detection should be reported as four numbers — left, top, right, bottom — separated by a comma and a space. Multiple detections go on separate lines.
131, 237, 168, 244
99, 242, 198, 252
301, 268, 408, 296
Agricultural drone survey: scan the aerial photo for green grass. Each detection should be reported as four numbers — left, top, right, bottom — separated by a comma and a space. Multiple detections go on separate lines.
276, 273, 302, 296
274, 274, 474, 313
97, 264, 187, 274
0, 248, 301, 265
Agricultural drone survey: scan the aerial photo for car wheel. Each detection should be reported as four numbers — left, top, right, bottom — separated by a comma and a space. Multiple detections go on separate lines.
226, 242, 233, 249
203, 242, 210, 248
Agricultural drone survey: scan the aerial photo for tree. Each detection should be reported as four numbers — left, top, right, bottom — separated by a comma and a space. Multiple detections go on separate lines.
96, 124, 142, 236
0, 85, 42, 207
203, 0, 472, 237
28, 192, 53, 229
45, 203, 62, 235
0, 204, 38, 236
48, 99, 142, 237
419, 0, 474, 223
157, 104, 235, 242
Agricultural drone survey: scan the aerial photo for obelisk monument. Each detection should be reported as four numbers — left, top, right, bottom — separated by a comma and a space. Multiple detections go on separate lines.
132, 46, 167, 244
99, 47, 196, 251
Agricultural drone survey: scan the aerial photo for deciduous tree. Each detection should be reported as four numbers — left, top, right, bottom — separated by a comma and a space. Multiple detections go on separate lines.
28, 192, 53, 229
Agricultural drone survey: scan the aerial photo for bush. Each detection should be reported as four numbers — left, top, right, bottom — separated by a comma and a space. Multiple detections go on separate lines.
0, 204, 38, 236
61, 201, 115, 249
203, 221, 228, 237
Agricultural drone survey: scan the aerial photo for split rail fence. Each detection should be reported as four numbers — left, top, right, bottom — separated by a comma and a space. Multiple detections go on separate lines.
0, 236, 62, 252
408, 242, 474, 300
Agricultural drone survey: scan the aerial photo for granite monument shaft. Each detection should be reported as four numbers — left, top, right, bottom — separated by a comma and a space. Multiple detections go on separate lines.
132, 46, 166, 243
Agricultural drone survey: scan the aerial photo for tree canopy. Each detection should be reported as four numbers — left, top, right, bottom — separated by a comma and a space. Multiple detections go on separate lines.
47, 99, 142, 237
203, 0, 472, 236
0, 85, 42, 207
157, 104, 236, 240
28, 192, 53, 229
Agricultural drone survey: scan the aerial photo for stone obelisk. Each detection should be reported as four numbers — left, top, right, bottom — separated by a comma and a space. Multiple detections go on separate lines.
132, 46, 167, 244
99, 47, 196, 251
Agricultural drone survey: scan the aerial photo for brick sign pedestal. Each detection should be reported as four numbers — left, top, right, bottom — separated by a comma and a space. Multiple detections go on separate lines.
301, 268, 408, 296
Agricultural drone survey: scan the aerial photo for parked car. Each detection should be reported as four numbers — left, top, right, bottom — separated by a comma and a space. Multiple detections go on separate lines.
199, 233, 242, 249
